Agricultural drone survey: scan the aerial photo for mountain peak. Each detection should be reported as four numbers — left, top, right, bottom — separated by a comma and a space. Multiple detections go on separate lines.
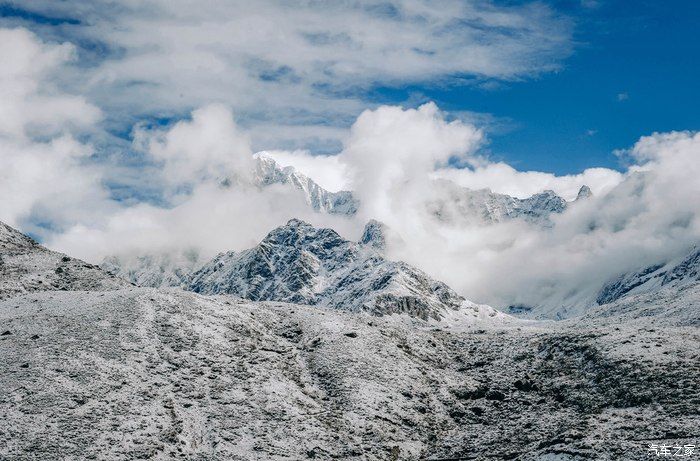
576, 185, 593, 200
285, 218, 311, 227
360, 219, 387, 250
253, 155, 358, 215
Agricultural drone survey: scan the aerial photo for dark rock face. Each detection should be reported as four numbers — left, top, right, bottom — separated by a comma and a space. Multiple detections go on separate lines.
188, 219, 469, 320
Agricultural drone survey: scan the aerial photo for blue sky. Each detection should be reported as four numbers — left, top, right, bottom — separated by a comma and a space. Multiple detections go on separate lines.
372, 0, 700, 174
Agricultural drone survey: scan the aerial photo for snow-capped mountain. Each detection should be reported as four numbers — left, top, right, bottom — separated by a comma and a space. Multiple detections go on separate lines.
255, 154, 583, 226
188, 219, 494, 320
253, 155, 358, 215
0, 220, 126, 300
101, 250, 204, 288
428, 179, 579, 226
575, 184, 593, 200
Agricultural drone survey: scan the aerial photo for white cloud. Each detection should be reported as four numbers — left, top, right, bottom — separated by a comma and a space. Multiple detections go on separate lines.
4, 0, 573, 150
0, 28, 112, 237
434, 162, 623, 200
136, 104, 254, 189
1, 24, 696, 320
341, 102, 484, 227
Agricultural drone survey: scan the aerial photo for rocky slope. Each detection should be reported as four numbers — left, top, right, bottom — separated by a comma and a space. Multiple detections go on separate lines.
188, 219, 491, 321
1, 288, 698, 460
0, 220, 126, 300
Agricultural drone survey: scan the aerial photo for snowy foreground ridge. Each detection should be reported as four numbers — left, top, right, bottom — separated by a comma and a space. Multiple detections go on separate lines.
1, 219, 699, 460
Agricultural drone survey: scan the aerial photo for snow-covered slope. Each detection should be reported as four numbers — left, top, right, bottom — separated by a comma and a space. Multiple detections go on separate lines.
188, 219, 495, 321
0, 220, 126, 300
582, 279, 700, 327
253, 155, 358, 215
2, 287, 698, 460
597, 247, 700, 305
428, 179, 576, 226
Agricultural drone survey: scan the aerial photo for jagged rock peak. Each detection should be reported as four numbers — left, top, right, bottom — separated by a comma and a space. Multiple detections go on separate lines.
360, 219, 387, 250
576, 185, 593, 200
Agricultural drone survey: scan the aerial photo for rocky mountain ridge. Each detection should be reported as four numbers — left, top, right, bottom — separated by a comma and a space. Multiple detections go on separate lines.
187, 219, 494, 321
428, 179, 587, 226
597, 247, 700, 305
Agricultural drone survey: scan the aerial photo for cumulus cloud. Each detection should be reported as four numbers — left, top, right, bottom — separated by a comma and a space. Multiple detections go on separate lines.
135, 104, 254, 190
0, 28, 112, 237
379, 129, 700, 315
47, 105, 360, 262
341, 103, 483, 229
1, 24, 696, 318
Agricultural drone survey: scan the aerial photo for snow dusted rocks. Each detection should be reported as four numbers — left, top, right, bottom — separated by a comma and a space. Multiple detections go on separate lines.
359, 219, 387, 250
188, 219, 489, 321
429, 179, 569, 226
1, 288, 698, 460
0, 220, 126, 300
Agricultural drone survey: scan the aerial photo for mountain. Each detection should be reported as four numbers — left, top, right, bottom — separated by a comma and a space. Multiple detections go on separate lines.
596, 247, 700, 305
576, 184, 593, 200
255, 155, 582, 226
253, 155, 358, 215
428, 179, 574, 226
187, 219, 494, 321
359, 219, 387, 250
1, 217, 699, 460
0, 220, 126, 300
